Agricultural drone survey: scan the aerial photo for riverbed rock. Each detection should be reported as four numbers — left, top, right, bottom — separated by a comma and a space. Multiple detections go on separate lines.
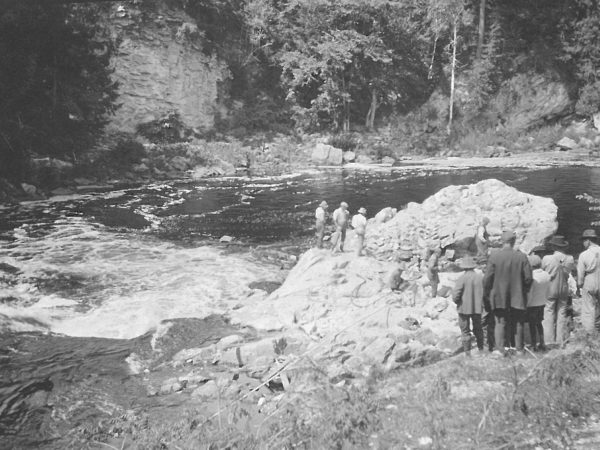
357, 155, 373, 164
381, 156, 395, 165
20, 183, 37, 195
343, 151, 356, 163
192, 380, 219, 398
311, 143, 343, 165
556, 136, 578, 150
366, 179, 557, 257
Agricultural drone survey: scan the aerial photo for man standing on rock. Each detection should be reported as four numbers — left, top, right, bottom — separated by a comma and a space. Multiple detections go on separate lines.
351, 207, 367, 256
331, 201, 350, 253
475, 217, 490, 262
453, 256, 485, 357
542, 235, 574, 346
483, 230, 533, 356
315, 200, 328, 249
577, 229, 600, 335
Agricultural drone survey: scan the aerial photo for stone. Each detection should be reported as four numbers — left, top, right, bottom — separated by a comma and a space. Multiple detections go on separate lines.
20, 183, 37, 195
381, 156, 395, 165
192, 380, 219, 398
160, 378, 183, 394
50, 187, 74, 196
311, 143, 343, 165
356, 155, 373, 164
362, 337, 396, 364
594, 112, 600, 131
496, 73, 573, 131
216, 334, 244, 350
374, 207, 397, 224
366, 179, 557, 256
343, 151, 356, 163
556, 137, 578, 150
219, 235, 234, 243
132, 163, 149, 173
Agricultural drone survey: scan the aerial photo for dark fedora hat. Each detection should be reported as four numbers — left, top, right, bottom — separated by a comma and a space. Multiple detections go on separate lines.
582, 229, 599, 240
548, 235, 569, 248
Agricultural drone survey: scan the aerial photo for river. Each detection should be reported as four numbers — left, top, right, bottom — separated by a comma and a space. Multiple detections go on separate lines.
1, 165, 600, 447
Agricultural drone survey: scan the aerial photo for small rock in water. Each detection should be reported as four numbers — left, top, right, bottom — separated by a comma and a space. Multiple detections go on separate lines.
220, 235, 234, 243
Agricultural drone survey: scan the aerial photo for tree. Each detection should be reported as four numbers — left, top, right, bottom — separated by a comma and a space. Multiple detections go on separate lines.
247, 0, 431, 132
0, 1, 118, 181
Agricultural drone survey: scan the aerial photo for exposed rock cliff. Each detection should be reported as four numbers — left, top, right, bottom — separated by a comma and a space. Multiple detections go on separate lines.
105, 4, 228, 133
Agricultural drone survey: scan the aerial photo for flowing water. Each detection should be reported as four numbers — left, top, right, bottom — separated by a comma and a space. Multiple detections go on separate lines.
2, 165, 600, 447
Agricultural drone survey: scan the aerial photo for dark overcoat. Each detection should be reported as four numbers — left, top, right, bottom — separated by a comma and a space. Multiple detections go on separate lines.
483, 247, 533, 310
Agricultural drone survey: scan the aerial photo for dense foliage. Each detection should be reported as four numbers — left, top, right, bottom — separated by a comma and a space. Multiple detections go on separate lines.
0, 0, 117, 182
4, 0, 600, 185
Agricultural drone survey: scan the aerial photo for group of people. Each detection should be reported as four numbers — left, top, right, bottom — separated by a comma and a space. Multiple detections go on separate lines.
315, 200, 368, 256
453, 227, 600, 357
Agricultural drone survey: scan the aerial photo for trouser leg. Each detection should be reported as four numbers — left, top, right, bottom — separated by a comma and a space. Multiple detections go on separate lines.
511, 308, 526, 351
482, 311, 495, 351
355, 233, 364, 256
543, 298, 557, 344
339, 228, 346, 251
556, 296, 569, 345
494, 309, 507, 353
458, 313, 472, 353
472, 314, 484, 350
581, 289, 600, 334
316, 223, 325, 248
529, 315, 537, 348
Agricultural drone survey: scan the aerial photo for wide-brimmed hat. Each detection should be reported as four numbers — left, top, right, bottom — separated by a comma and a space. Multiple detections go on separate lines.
358, 207, 367, 214
319, 200, 328, 208
530, 244, 547, 254
548, 235, 569, 248
582, 229, 599, 240
501, 230, 516, 243
459, 256, 477, 269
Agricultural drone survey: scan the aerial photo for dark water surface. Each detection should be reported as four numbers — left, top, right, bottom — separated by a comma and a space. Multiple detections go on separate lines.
1, 165, 600, 447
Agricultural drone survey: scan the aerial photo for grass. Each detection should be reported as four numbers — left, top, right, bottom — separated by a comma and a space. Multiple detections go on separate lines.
79, 332, 600, 449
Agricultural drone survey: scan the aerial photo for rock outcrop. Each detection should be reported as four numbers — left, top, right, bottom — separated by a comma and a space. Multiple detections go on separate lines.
311, 143, 343, 165
366, 179, 557, 257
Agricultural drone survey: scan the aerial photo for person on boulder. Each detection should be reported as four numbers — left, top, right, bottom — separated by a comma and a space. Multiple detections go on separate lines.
331, 201, 350, 253
577, 229, 600, 335
351, 207, 367, 256
452, 256, 485, 357
475, 217, 491, 262
541, 235, 574, 346
427, 247, 442, 297
315, 200, 328, 249
527, 254, 550, 351
483, 230, 533, 357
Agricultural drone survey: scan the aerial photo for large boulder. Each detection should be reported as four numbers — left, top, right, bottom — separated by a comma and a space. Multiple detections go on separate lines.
311, 143, 343, 165
366, 179, 557, 257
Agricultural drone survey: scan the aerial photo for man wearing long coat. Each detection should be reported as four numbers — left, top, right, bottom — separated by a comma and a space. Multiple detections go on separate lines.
483, 230, 533, 355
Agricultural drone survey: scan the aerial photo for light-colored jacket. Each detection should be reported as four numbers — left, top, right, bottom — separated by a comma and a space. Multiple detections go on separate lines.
332, 207, 349, 228
528, 268, 550, 308
577, 243, 600, 290
453, 269, 484, 315
351, 214, 367, 235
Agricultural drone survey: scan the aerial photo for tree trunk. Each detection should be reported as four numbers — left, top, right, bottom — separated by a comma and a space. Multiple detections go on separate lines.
447, 17, 458, 135
476, 0, 486, 59
365, 90, 378, 130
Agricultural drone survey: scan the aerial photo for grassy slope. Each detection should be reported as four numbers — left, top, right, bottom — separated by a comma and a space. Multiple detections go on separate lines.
92, 331, 600, 450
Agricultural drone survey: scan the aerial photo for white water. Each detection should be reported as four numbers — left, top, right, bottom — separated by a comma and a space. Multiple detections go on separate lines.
0, 217, 276, 339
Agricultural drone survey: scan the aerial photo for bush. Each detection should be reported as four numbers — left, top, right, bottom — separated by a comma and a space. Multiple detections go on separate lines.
327, 133, 359, 152
576, 81, 600, 118
110, 138, 146, 165
136, 112, 190, 144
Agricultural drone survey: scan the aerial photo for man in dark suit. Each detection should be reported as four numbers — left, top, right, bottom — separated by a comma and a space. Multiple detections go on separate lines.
483, 230, 533, 356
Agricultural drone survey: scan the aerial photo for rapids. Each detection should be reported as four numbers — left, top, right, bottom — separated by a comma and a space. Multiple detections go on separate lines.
2, 165, 600, 447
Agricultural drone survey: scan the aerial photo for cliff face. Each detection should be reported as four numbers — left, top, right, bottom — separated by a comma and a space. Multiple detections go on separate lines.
104, 4, 228, 133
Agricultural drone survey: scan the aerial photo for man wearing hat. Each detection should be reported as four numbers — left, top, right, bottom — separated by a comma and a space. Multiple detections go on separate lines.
577, 229, 600, 334
541, 235, 574, 346
315, 200, 329, 249
331, 201, 350, 253
483, 230, 533, 356
351, 207, 368, 256
453, 256, 485, 356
